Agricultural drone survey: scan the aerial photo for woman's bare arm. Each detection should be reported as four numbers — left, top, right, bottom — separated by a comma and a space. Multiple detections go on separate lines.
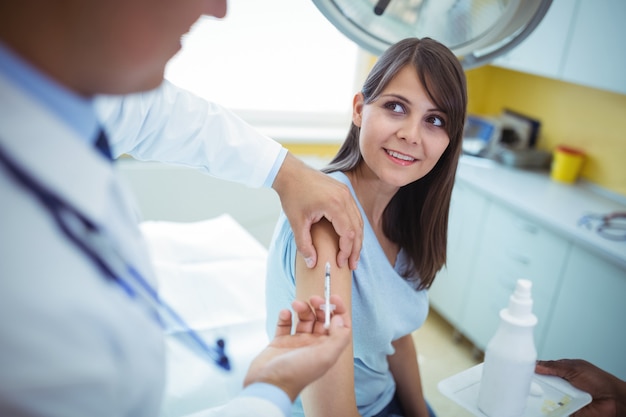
295, 218, 360, 417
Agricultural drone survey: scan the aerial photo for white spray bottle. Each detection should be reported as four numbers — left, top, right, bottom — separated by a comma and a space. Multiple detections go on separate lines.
477, 279, 538, 417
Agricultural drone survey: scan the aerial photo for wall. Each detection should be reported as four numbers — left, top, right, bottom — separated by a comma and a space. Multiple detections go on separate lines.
466, 65, 626, 197
118, 161, 281, 248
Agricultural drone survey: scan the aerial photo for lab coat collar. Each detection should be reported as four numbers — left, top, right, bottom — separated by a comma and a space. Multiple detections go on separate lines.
0, 41, 100, 144
0, 73, 116, 227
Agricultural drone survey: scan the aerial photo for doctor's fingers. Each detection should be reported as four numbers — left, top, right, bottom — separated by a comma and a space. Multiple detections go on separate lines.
312, 313, 351, 362
295, 208, 363, 270
272, 299, 348, 336
290, 299, 322, 334
324, 189, 363, 270
337, 224, 363, 271
273, 309, 294, 338
293, 181, 363, 270
272, 294, 349, 337
306, 295, 351, 334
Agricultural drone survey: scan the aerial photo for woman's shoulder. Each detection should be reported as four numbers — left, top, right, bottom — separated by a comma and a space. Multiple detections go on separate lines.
327, 170, 348, 182
270, 211, 295, 245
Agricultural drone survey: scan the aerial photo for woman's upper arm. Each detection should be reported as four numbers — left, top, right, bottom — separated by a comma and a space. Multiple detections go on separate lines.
295, 219, 360, 417
295, 218, 352, 305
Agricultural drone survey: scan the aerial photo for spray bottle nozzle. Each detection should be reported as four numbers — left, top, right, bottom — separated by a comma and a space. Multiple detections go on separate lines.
507, 279, 535, 320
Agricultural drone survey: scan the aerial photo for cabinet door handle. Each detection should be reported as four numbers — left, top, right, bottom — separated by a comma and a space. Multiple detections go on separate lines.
514, 219, 539, 234
509, 251, 531, 265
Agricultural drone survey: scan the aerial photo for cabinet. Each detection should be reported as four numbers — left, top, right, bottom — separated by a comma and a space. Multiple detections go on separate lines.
493, 0, 626, 95
492, 0, 576, 79
561, 0, 626, 95
458, 201, 570, 351
540, 245, 626, 380
429, 182, 489, 329
431, 157, 626, 386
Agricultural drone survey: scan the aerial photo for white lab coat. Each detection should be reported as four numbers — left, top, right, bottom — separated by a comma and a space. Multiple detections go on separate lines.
0, 74, 284, 417
95, 80, 284, 189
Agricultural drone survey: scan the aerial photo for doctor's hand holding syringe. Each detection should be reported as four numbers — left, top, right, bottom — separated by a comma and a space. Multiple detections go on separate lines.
245, 294, 350, 403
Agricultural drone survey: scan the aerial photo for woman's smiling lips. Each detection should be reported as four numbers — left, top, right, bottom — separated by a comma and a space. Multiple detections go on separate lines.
385, 148, 417, 165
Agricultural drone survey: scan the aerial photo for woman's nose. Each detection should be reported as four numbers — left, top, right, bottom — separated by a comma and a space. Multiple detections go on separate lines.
398, 121, 421, 145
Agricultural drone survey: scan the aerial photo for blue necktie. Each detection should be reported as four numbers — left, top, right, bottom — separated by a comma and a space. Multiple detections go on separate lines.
94, 129, 113, 161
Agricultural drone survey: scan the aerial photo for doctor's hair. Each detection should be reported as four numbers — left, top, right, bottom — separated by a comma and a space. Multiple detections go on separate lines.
324, 37, 467, 290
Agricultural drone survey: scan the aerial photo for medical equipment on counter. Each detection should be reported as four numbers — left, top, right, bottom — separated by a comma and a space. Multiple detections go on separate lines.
579, 212, 626, 241
0, 143, 230, 371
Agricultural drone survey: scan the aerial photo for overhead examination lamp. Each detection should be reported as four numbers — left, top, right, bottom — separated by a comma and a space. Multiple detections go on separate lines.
312, 0, 553, 69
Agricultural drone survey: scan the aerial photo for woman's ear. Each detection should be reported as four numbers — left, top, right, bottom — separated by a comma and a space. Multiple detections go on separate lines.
352, 92, 364, 127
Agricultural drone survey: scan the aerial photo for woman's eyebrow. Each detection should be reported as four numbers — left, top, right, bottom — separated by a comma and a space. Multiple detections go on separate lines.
380, 93, 444, 113
379, 93, 411, 103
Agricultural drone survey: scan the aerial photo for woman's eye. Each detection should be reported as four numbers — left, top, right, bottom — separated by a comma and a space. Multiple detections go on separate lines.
428, 115, 445, 127
385, 102, 406, 114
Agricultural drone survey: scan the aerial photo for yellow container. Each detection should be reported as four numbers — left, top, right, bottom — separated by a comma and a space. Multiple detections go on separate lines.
551, 146, 585, 183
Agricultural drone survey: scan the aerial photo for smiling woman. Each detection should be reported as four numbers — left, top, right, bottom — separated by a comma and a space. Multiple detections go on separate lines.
265, 37, 467, 417
165, 0, 362, 143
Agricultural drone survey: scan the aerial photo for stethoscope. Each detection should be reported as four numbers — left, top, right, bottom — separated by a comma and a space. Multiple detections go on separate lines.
578, 212, 626, 241
0, 142, 230, 371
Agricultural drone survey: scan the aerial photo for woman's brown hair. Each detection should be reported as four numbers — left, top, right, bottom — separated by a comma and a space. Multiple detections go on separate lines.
324, 37, 467, 290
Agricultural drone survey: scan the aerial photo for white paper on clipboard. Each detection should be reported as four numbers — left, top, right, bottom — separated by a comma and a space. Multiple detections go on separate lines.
438, 363, 592, 417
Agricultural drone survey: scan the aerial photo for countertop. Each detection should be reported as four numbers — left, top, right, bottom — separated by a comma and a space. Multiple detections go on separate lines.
456, 155, 626, 270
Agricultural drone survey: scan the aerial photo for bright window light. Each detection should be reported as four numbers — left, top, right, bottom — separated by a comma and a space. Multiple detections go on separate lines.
165, 0, 363, 142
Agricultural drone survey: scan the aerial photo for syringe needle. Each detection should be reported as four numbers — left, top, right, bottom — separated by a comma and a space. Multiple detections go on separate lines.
324, 262, 331, 329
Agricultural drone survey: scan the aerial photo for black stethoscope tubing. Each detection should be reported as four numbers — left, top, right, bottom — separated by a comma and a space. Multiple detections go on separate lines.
0, 142, 230, 370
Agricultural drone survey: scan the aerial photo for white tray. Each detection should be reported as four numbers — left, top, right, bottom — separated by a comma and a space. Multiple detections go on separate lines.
438, 363, 592, 417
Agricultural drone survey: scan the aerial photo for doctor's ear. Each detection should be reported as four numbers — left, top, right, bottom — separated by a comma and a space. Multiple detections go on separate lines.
352, 92, 364, 127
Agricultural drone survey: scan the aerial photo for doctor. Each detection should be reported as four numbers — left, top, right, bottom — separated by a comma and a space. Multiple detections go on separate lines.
0, 1, 358, 416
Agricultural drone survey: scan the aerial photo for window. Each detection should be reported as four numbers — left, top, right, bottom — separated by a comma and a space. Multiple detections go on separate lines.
165, 0, 363, 142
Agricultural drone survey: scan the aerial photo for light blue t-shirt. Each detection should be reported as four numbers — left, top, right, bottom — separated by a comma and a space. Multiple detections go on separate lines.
265, 171, 429, 417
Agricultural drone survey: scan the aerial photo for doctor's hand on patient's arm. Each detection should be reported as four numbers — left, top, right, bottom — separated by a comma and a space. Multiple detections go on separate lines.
272, 153, 363, 271
535, 359, 626, 417
243, 295, 351, 402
